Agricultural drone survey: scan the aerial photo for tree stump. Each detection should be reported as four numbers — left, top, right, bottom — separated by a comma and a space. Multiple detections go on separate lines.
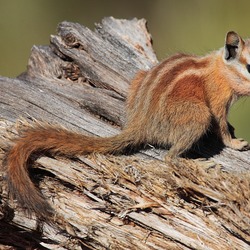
0, 17, 250, 250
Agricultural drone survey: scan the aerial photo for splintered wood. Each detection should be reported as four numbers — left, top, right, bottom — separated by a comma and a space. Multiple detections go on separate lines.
0, 17, 250, 249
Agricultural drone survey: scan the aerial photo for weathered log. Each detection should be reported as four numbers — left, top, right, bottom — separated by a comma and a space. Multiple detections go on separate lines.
0, 17, 250, 250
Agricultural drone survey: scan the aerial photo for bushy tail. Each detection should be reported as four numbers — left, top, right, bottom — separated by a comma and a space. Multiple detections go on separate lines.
5, 124, 136, 219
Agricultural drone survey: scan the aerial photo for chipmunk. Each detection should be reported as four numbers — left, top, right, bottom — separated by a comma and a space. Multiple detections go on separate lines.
4, 31, 250, 219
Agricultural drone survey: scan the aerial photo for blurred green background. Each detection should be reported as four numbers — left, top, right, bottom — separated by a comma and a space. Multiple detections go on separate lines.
0, 0, 250, 141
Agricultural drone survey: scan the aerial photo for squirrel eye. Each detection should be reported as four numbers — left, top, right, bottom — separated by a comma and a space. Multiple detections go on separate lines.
246, 64, 250, 73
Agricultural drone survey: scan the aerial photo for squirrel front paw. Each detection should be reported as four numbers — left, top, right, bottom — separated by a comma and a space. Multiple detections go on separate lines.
225, 138, 249, 150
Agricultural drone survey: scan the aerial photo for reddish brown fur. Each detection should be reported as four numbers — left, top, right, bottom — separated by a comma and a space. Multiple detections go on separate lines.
127, 53, 192, 112
150, 59, 209, 109
170, 75, 206, 102
4, 31, 250, 219
240, 56, 247, 65
127, 70, 147, 110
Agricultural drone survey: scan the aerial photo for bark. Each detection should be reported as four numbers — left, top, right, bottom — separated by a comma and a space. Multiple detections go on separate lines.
0, 17, 250, 250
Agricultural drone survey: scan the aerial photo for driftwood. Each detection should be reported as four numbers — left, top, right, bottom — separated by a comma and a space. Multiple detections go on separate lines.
0, 17, 250, 250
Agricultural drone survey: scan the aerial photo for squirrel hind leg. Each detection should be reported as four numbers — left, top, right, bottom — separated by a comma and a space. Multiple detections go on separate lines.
165, 121, 210, 160
165, 138, 196, 160
165, 102, 211, 160
164, 127, 220, 170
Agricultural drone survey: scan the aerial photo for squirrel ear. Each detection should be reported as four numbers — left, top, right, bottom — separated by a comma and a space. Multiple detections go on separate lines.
224, 31, 242, 60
